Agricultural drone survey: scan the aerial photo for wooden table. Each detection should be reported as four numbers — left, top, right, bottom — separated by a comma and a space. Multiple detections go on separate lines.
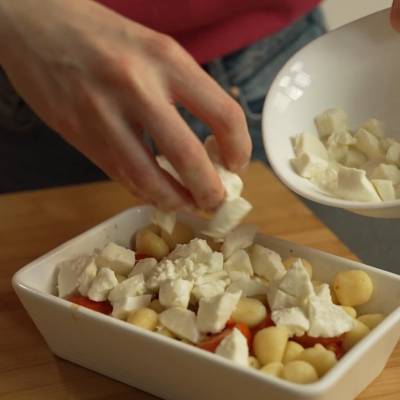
0, 162, 398, 399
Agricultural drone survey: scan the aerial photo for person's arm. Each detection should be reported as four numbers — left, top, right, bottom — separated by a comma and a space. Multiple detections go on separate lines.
0, 0, 251, 211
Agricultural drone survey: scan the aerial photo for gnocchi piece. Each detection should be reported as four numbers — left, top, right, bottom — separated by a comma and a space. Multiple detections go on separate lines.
283, 257, 313, 278
282, 361, 319, 384
127, 307, 158, 331
253, 326, 289, 365
357, 314, 385, 330
341, 306, 357, 319
130, 224, 159, 249
230, 298, 267, 328
135, 229, 170, 260
298, 344, 337, 376
248, 356, 261, 369
283, 341, 304, 364
260, 361, 284, 378
333, 270, 373, 306
148, 299, 165, 313
343, 320, 370, 351
161, 222, 194, 250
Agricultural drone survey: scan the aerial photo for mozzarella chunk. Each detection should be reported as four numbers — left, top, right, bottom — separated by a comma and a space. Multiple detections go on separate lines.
96, 242, 135, 276
214, 164, 243, 200
271, 307, 310, 337
291, 153, 329, 179
111, 295, 152, 320
278, 259, 314, 300
267, 285, 298, 311
203, 197, 252, 239
314, 283, 333, 303
371, 179, 396, 201
386, 142, 400, 165
87, 267, 118, 301
108, 274, 147, 304
151, 209, 176, 235
57, 255, 93, 298
310, 165, 338, 193
215, 328, 249, 366
168, 239, 223, 274
197, 291, 241, 333
192, 280, 227, 301
159, 307, 200, 343
77, 258, 98, 296
221, 224, 256, 259
128, 258, 157, 278
327, 130, 356, 147
250, 244, 286, 281
326, 143, 348, 163
308, 295, 354, 338
156, 155, 183, 184
224, 250, 253, 278
226, 277, 268, 297
314, 109, 347, 138
361, 118, 385, 139
342, 148, 367, 168
354, 128, 384, 160
159, 279, 193, 309
335, 166, 381, 202
194, 271, 229, 285
293, 133, 328, 160
370, 163, 400, 185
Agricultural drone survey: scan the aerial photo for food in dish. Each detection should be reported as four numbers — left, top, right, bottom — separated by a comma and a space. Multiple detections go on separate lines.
291, 109, 400, 202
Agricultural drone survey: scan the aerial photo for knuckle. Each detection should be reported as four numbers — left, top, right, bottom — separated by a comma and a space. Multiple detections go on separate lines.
147, 33, 181, 61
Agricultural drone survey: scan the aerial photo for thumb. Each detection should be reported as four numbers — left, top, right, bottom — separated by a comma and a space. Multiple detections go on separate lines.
391, 0, 400, 32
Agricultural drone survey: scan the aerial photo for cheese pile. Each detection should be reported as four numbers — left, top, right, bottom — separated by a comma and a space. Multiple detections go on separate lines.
57, 224, 354, 366
291, 109, 400, 202
154, 135, 252, 239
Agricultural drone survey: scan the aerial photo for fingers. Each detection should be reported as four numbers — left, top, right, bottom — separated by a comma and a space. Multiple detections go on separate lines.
168, 55, 252, 171
141, 101, 225, 210
73, 93, 194, 211
391, 0, 400, 31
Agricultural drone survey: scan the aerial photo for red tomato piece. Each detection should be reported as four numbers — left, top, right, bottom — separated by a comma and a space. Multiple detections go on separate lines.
292, 333, 345, 359
251, 313, 275, 334
67, 295, 113, 315
135, 253, 148, 261
197, 329, 231, 352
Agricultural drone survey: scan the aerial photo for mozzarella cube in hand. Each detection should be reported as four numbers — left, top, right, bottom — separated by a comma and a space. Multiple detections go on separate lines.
159, 279, 193, 309
151, 209, 176, 235
214, 164, 244, 200
159, 307, 200, 343
221, 224, 256, 259
215, 328, 249, 366
203, 197, 252, 239
197, 291, 241, 333
87, 267, 118, 301
314, 109, 347, 138
250, 244, 286, 281
96, 242, 135, 276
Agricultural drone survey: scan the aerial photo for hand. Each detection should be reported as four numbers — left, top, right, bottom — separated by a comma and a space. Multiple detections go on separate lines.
0, 0, 251, 211
391, 0, 400, 31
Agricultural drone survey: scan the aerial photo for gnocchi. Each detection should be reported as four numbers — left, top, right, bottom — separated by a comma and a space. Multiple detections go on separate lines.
333, 270, 373, 306
127, 307, 159, 331
135, 229, 170, 260
253, 327, 289, 365
282, 361, 319, 384
260, 361, 284, 377
230, 298, 267, 327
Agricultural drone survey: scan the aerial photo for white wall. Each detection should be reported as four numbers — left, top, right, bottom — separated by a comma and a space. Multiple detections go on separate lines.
321, 0, 392, 30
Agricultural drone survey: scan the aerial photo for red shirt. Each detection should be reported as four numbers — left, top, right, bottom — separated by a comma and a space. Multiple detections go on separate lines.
98, 0, 320, 64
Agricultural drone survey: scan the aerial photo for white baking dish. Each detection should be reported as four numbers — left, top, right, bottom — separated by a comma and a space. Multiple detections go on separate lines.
12, 206, 400, 400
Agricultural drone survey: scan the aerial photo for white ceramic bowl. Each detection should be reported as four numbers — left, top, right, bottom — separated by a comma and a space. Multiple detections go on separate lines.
262, 9, 400, 218
13, 206, 400, 400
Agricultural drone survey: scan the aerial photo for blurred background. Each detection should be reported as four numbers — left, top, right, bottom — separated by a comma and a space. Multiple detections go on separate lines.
0, 1, 398, 273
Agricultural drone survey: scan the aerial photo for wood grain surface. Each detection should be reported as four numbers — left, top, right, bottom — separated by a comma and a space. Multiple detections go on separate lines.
0, 162, 398, 399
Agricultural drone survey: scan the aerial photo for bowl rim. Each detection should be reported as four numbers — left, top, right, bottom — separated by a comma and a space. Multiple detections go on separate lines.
12, 205, 400, 397
261, 8, 400, 211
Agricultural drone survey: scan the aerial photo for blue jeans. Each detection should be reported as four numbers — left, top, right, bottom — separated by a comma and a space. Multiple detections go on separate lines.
180, 8, 326, 162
